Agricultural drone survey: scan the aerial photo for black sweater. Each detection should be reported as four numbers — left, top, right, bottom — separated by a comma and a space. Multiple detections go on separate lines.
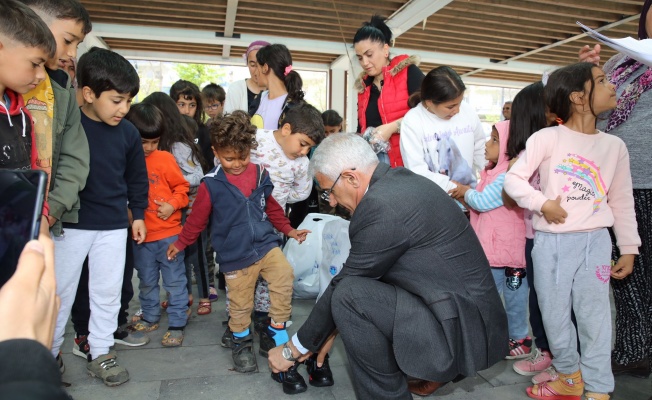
63, 112, 148, 230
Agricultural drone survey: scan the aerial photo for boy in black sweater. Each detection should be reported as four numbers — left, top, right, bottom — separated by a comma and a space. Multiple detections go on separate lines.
51, 47, 148, 387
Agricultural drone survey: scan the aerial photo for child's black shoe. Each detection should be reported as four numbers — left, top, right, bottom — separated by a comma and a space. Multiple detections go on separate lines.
231, 333, 257, 373
305, 353, 334, 387
271, 362, 307, 395
258, 328, 276, 357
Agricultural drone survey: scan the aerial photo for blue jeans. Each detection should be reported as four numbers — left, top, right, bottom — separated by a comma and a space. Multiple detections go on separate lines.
491, 267, 529, 340
133, 235, 188, 328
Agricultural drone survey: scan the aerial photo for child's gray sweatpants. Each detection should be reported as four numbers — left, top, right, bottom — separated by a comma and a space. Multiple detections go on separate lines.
532, 228, 614, 394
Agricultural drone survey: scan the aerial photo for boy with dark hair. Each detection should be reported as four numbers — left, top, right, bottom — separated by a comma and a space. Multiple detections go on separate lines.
51, 47, 148, 387
18, 0, 92, 238
201, 82, 226, 122
0, 0, 55, 173
126, 103, 190, 347
167, 111, 309, 388
244, 102, 324, 348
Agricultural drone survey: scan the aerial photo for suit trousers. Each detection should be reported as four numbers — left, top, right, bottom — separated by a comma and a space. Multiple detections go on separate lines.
331, 276, 412, 400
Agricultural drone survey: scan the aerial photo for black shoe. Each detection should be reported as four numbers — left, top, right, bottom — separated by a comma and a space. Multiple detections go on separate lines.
232, 333, 257, 373
305, 353, 334, 387
258, 328, 276, 357
271, 362, 307, 395
611, 357, 650, 378
253, 314, 270, 335
221, 324, 233, 348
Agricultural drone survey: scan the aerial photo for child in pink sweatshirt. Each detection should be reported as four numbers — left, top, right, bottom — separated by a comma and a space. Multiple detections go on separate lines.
504, 63, 640, 400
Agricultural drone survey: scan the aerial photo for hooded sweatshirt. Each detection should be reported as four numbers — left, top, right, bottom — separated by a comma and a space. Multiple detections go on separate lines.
0, 89, 37, 171
466, 121, 526, 268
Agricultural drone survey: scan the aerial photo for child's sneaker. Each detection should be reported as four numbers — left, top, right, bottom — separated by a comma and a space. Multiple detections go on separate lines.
231, 332, 257, 373
86, 352, 129, 387
259, 329, 276, 357
114, 323, 150, 347
161, 330, 184, 347
514, 348, 553, 376
133, 320, 159, 332
506, 336, 532, 359
271, 362, 308, 395
305, 353, 334, 387
532, 365, 559, 385
72, 334, 90, 359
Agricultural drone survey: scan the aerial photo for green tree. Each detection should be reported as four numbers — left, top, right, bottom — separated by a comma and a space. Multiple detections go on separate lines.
173, 63, 227, 87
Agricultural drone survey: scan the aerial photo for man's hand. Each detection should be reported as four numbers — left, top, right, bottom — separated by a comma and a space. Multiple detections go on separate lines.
268, 342, 301, 373
154, 200, 175, 220
541, 196, 567, 224
314, 331, 338, 367
611, 254, 635, 280
0, 235, 59, 349
167, 243, 181, 260
287, 229, 310, 244
39, 215, 50, 236
579, 44, 601, 65
132, 219, 147, 244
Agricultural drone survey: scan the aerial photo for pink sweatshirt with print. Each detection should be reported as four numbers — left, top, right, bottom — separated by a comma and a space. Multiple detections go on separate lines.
504, 125, 640, 255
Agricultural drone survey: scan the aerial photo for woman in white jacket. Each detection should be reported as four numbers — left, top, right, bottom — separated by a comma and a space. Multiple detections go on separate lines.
223, 40, 269, 114
400, 66, 486, 193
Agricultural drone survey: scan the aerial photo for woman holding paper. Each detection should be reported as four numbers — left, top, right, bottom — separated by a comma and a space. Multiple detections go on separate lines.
579, 0, 652, 380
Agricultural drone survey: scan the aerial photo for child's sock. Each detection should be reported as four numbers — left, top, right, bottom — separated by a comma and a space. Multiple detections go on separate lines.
233, 328, 250, 339
268, 320, 289, 346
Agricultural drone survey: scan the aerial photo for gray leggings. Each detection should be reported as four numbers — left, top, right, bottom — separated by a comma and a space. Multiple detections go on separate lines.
532, 229, 613, 393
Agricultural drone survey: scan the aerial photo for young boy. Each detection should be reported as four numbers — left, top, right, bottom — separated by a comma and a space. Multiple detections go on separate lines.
51, 47, 148, 387
246, 102, 324, 351
19, 0, 92, 237
201, 82, 226, 123
0, 0, 55, 173
167, 111, 309, 386
125, 103, 190, 347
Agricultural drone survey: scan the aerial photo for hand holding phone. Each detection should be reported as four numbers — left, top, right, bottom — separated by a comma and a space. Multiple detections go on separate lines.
0, 170, 47, 286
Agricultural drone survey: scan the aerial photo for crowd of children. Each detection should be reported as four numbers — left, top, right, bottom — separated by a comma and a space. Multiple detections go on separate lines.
0, 1, 649, 399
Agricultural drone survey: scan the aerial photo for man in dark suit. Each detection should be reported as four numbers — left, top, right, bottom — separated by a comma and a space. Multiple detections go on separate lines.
268, 133, 508, 399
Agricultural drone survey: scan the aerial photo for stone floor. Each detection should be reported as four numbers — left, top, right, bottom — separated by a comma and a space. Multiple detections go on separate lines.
59, 277, 652, 400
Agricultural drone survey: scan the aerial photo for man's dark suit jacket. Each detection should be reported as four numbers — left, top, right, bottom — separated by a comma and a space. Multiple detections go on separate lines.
297, 163, 508, 382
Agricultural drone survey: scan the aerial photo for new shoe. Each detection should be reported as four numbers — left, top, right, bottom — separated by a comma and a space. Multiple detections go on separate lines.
86, 352, 129, 387
305, 353, 334, 387
133, 319, 159, 332
114, 323, 150, 347
72, 334, 90, 359
506, 336, 532, 360
258, 328, 276, 358
231, 333, 257, 373
271, 362, 308, 395
513, 348, 553, 376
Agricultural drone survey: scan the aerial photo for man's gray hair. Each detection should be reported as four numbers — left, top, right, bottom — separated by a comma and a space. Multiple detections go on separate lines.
309, 133, 379, 181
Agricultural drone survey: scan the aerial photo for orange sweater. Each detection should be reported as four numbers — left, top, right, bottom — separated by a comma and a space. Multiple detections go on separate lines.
144, 150, 189, 242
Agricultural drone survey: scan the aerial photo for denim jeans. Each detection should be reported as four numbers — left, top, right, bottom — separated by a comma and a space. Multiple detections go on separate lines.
133, 235, 188, 328
491, 267, 529, 340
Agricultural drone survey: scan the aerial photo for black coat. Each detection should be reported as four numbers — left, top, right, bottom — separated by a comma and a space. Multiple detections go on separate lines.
296, 163, 508, 382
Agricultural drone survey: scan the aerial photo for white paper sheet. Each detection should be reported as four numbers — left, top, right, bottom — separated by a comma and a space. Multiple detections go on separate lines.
577, 21, 652, 67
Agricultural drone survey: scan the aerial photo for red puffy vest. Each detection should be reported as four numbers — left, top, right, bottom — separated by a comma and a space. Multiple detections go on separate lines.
357, 54, 416, 168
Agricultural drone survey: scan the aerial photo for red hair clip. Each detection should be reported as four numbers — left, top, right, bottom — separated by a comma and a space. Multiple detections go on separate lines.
555, 117, 564, 125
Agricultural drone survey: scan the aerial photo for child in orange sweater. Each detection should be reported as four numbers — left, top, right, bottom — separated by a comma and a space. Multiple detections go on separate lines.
127, 103, 190, 347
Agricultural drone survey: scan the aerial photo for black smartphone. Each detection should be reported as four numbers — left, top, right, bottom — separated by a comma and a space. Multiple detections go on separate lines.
0, 169, 47, 286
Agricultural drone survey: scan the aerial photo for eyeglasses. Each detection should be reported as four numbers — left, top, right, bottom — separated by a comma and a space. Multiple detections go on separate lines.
206, 103, 222, 110
320, 168, 355, 202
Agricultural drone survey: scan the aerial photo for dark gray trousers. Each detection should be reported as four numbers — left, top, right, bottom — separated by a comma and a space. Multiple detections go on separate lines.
331, 277, 412, 400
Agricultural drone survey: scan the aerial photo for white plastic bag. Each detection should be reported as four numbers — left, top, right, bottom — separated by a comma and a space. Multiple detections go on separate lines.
318, 217, 351, 300
284, 213, 346, 299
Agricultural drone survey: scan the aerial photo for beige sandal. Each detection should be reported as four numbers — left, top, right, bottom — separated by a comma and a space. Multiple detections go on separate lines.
161, 330, 184, 347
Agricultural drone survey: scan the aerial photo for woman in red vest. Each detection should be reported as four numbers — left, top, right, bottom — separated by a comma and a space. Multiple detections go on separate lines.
354, 15, 424, 168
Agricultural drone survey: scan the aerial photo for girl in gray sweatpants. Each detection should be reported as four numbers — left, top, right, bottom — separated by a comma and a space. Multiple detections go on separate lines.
504, 63, 641, 400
